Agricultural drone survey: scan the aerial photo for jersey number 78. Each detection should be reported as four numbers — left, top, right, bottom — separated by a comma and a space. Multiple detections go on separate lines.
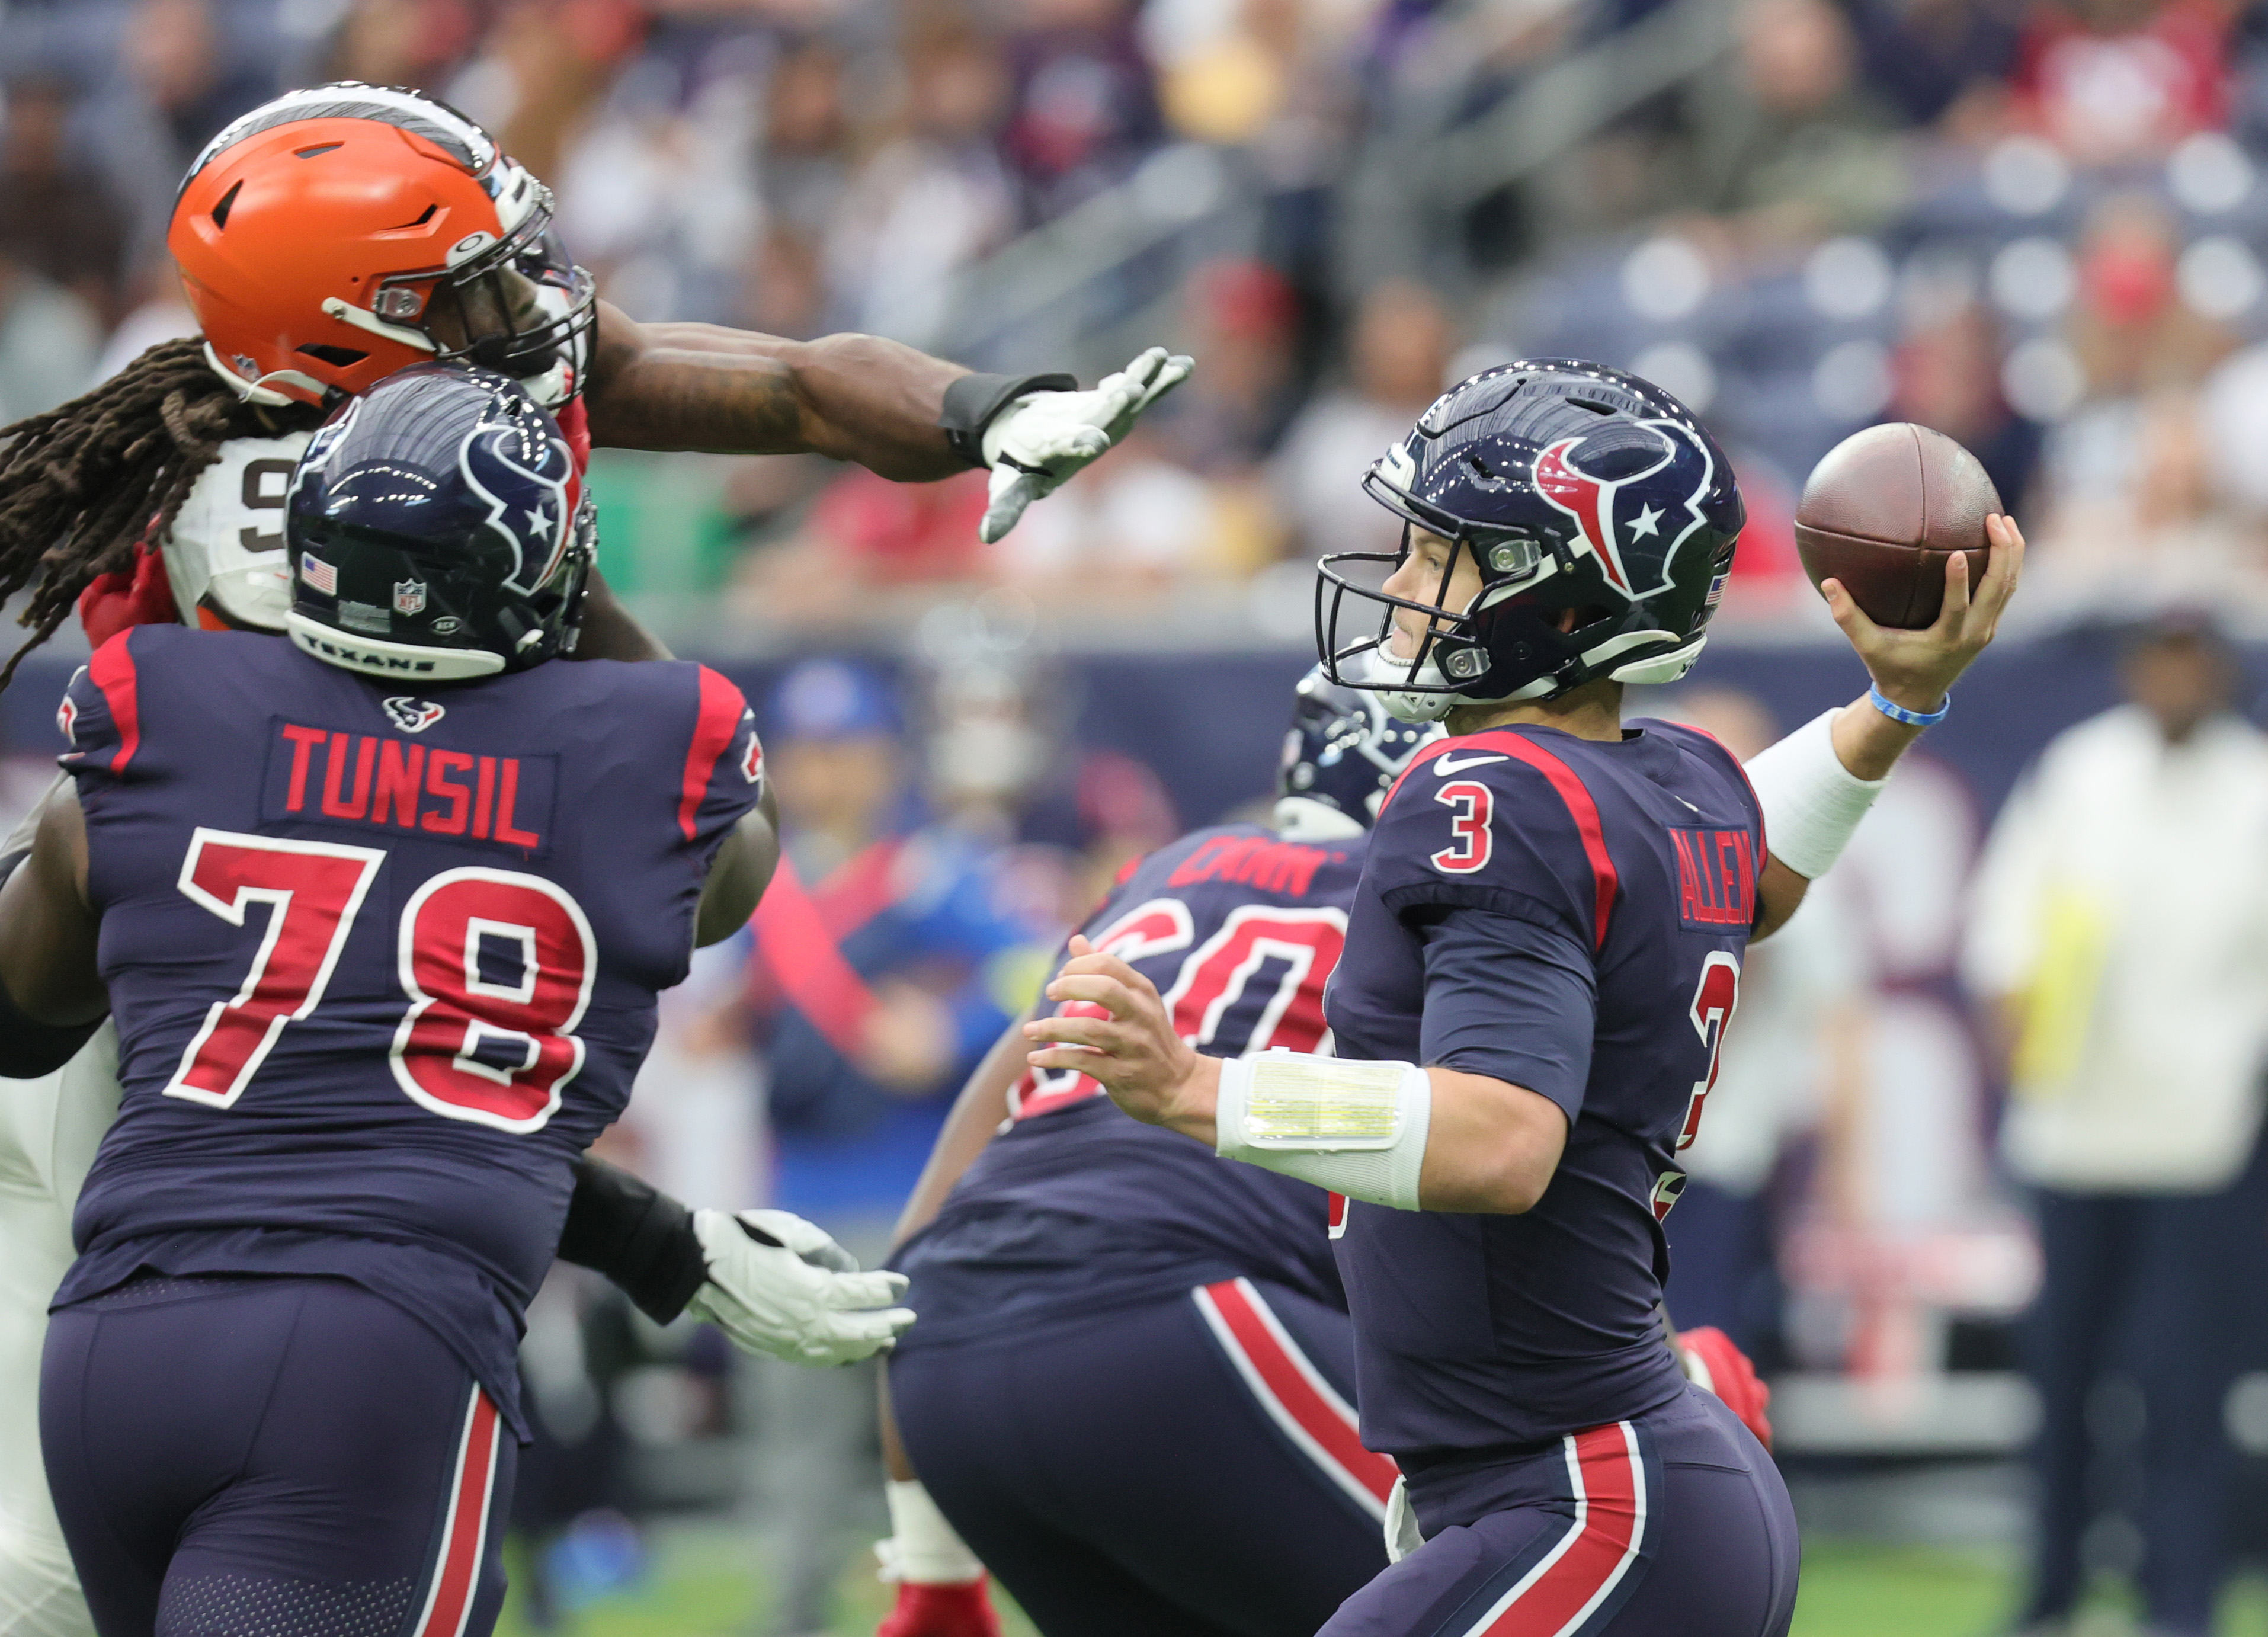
163, 828, 595, 1133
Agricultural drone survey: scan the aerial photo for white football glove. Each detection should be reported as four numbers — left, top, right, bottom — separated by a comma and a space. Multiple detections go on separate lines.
684, 1207, 914, 1366
977, 345, 1195, 544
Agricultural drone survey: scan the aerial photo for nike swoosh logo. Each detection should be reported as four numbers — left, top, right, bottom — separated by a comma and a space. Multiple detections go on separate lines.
1433, 754, 1509, 776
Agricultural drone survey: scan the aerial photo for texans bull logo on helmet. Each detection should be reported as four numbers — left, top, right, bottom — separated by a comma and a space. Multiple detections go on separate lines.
460, 409, 577, 595
1531, 419, 1718, 601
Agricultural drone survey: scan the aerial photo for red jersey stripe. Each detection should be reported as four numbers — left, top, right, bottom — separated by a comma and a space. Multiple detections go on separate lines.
411, 1387, 501, 1637
677, 666, 748, 841
1195, 1277, 1400, 1516
1382, 729, 1621, 950
1473, 731, 1619, 951
88, 631, 142, 774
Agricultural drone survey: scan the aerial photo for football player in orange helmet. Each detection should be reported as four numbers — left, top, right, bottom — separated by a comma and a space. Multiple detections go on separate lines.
0, 82, 1190, 676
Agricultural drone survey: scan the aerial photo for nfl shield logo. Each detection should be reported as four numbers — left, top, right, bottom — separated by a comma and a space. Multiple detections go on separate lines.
393, 579, 427, 616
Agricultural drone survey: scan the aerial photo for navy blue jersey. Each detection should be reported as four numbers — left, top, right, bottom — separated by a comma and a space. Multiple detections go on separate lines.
1325, 720, 1761, 1459
896, 825, 1367, 1344
52, 626, 763, 1437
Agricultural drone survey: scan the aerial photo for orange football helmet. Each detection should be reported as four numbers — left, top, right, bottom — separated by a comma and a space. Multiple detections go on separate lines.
169, 84, 595, 409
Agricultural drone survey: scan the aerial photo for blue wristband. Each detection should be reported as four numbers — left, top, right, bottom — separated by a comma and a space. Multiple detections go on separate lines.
1869, 685, 1950, 728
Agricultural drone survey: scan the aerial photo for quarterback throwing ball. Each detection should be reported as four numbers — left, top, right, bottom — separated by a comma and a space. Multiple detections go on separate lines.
1027, 361, 2022, 1637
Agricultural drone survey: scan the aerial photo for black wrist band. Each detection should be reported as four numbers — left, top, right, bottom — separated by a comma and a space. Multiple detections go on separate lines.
556, 1156, 709, 1325
938, 371, 1079, 468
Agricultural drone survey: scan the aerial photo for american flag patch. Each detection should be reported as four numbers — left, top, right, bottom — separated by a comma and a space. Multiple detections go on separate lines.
1703, 570, 1731, 610
300, 554, 338, 595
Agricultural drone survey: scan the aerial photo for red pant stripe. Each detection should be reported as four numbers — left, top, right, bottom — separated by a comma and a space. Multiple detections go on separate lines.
1193, 1277, 1399, 1519
411, 1386, 501, 1637
1466, 1422, 1649, 1636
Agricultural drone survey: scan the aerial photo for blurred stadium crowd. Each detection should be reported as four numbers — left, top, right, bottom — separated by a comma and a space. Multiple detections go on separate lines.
21, 0, 2268, 627
15, 0, 2268, 1629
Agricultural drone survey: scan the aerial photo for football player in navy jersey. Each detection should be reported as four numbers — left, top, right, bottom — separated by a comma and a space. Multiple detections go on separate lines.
874, 673, 1434, 1637
1024, 361, 2024, 1637
0, 364, 912, 1637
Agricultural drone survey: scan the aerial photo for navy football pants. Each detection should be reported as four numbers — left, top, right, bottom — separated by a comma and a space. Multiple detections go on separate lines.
1322, 1386, 1797, 1637
889, 1277, 1393, 1637
41, 1274, 512, 1637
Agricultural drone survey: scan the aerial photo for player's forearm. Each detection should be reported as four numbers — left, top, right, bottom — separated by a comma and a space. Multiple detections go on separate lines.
584, 311, 970, 479
1186, 1055, 1564, 1214
889, 1009, 1034, 1250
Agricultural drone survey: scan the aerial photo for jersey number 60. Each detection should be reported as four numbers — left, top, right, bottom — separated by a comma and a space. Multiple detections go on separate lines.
163, 829, 596, 1134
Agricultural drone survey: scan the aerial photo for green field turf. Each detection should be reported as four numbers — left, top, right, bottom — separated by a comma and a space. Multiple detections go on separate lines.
491, 1523, 2268, 1637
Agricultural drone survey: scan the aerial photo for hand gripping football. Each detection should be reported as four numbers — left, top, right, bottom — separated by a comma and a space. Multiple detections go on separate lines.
1794, 423, 2000, 629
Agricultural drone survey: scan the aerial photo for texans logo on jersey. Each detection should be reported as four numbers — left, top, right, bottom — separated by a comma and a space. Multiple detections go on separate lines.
738, 713, 764, 786
1531, 419, 1717, 599
460, 409, 577, 596
383, 696, 446, 733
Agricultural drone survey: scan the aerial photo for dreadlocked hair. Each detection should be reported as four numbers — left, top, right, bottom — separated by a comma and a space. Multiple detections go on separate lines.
0, 337, 321, 690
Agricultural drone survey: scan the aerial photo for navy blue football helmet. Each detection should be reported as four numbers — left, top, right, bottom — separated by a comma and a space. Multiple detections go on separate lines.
1316, 360, 1745, 720
1274, 667, 1443, 839
284, 362, 592, 680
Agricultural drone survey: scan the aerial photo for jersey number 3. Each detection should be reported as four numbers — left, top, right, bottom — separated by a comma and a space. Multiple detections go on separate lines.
164, 829, 595, 1133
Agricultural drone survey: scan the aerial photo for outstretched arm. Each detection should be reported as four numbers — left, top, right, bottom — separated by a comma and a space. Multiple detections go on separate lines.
582, 305, 972, 478
1749, 512, 2026, 940
581, 305, 1193, 542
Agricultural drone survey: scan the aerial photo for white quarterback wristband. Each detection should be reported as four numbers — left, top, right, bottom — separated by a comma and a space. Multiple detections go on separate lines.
1215, 1051, 1432, 1211
879, 1479, 986, 1585
1741, 707, 1886, 881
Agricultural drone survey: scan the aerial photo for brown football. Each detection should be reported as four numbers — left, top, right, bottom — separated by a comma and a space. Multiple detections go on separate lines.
1793, 423, 2001, 629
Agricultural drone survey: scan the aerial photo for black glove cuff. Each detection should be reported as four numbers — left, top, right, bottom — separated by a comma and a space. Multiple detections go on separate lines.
938, 371, 1080, 468
557, 1157, 709, 1325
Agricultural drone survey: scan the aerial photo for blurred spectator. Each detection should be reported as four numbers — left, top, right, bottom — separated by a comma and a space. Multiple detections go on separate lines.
2009, 0, 2234, 164
74, 0, 276, 268
0, 230, 100, 424
736, 658, 1045, 1635
0, 76, 127, 327
824, 15, 1017, 344
1270, 276, 1454, 560
1849, 0, 2023, 127
2030, 390, 2262, 604
1686, 0, 1908, 241
317, 0, 483, 88
2064, 191, 2229, 406
457, 0, 647, 191
732, 469, 990, 622
1963, 613, 2268, 1636
1148, 257, 1303, 475
1000, 0, 1164, 221
1891, 299, 2042, 520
